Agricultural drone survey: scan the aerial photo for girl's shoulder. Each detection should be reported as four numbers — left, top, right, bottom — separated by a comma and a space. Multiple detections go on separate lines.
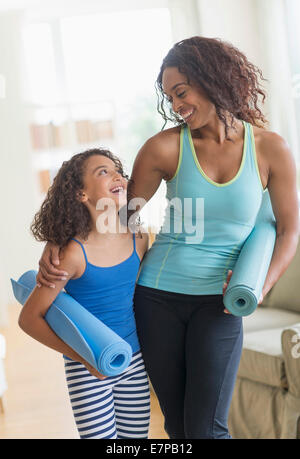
59, 238, 86, 279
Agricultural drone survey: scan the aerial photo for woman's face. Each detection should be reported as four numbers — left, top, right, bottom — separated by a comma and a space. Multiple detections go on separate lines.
162, 66, 216, 129
80, 155, 127, 209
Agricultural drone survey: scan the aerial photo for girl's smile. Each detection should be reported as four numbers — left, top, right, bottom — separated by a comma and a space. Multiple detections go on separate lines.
81, 155, 127, 208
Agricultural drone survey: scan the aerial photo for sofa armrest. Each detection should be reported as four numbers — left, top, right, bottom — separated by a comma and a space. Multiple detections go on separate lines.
281, 323, 300, 397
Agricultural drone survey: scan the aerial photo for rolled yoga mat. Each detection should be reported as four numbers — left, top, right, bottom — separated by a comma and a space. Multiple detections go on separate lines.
223, 190, 276, 317
11, 270, 132, 376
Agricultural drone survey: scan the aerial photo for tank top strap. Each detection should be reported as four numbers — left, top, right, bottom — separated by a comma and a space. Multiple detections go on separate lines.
244, 121, 264, 191
71, 238, 88, 264
245, 121, 255, 163
133, 232, 136, 252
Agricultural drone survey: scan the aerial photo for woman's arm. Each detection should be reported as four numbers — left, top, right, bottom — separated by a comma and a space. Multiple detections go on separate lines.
126, 132, 176, 229
127, 136, 169, 203
135, 230, 149, 260
19, 243, 106, 379
38, 131, 177, 285
36, 242, 66, 288
38, 136, 167, 286
260, 133, 299, 298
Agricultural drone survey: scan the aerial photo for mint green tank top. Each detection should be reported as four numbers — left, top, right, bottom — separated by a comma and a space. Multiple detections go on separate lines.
137, 121, 265, 295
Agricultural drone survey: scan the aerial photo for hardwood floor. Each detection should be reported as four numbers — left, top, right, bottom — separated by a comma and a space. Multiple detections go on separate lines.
0, 304, 168, 439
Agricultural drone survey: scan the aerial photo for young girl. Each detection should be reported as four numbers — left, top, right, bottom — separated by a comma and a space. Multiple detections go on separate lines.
18, 148, 150, 439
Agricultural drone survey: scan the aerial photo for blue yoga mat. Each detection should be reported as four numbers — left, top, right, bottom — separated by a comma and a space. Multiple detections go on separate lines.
223, 190, 276, 317
11, 270, 132, 376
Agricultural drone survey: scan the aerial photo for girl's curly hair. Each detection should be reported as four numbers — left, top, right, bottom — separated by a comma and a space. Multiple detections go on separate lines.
31, 148, 128, 248
156, 36, 268, 137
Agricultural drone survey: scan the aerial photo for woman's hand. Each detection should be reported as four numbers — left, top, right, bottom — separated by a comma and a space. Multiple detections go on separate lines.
83, 361, 107, 380
223, 269, 264, 314
222, 270, 233, 314
258, 292, 264, 305
36, 242, 68, 288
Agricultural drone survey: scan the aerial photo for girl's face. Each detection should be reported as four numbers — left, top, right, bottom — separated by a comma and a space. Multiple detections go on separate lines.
162, 66, 216, 129
80, 155, 127, 209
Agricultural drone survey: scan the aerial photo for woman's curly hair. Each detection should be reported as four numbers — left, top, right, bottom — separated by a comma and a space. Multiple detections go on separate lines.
156, 36, 268, 137
31, 148, 128, 248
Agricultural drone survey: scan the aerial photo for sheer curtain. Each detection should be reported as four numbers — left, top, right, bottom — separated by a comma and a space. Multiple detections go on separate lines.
284, 0, 300, 165
256, 0, 299, 164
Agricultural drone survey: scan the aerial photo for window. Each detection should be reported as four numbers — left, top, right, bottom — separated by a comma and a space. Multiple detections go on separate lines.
23, 23, 59, 105
23, 6, 173, 229
60, 8, 172, 168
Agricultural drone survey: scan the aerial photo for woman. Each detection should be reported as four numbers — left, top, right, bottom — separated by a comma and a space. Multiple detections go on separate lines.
37, 37, 299, 439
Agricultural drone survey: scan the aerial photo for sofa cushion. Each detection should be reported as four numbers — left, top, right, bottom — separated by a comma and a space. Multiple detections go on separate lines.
243, 307, 300, 333
264, 239, 300, 314
238, 328, 287, 389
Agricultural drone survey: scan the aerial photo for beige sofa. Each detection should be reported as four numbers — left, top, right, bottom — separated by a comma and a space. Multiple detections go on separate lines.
229, 237, 300, 439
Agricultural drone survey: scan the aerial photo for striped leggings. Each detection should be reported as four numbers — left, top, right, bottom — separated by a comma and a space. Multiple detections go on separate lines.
64, 351, 150, 439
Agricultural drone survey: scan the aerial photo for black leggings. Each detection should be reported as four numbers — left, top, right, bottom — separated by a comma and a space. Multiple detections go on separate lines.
134, 284, 243, 439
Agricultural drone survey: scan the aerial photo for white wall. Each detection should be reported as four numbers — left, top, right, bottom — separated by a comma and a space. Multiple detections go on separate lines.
196, 0, 266, 115
197, 0, 263, 68
255, 0, 299, 160
168, 0, 201, 42
0, 12, 41, 325
196, 0, 299, 160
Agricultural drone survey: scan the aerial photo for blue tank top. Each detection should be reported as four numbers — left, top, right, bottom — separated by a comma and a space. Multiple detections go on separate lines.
137, 121, 265, 295
65, 235, 141, 353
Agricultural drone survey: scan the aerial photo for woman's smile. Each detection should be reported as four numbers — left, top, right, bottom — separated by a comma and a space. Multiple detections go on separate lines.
180, 108, 195, 123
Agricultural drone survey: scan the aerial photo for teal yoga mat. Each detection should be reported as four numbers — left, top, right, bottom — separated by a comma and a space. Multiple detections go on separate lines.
11, 270, 132, 376
223, 191, 276, 317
